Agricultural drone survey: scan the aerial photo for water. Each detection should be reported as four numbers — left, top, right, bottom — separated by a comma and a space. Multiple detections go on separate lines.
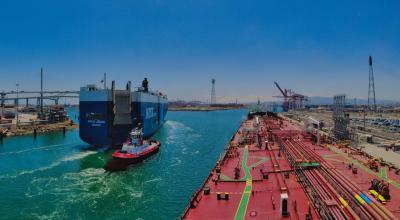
0, 108, 247, 220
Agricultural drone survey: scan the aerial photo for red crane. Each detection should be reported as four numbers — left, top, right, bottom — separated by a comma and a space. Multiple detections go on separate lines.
273, 81, 308, 111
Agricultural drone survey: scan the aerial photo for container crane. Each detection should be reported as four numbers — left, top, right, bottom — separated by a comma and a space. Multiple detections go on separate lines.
273, 81, 308, 111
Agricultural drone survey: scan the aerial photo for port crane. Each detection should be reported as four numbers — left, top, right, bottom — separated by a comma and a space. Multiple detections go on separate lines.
273, 81, 308, 111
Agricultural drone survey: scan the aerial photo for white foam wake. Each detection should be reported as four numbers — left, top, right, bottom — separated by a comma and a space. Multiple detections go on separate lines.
0, 142, 79, 157
144, 177, 162, 183
0, 151, 97, 179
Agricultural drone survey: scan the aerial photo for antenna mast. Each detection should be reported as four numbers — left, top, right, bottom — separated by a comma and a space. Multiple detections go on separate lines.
211, 78, 216, 105
368, 56, 376, 111
103, 72, 107, 89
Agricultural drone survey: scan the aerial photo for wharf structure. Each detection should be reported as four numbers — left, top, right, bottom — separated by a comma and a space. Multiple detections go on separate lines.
0, 68, 78, 137
181, 112, 400, 219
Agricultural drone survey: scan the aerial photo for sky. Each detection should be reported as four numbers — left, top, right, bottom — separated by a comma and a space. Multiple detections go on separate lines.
0, 0, 399, 103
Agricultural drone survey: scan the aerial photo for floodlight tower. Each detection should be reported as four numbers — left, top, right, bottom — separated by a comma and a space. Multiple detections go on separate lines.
211, 78, 216, 105
368, 56, 377, 111
40, 67, 44, 118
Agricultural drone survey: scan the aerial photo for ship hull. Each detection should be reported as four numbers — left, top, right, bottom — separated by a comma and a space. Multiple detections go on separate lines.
180, 112, 400, 219
79, 87, 168, 148
131, 101, 168, 138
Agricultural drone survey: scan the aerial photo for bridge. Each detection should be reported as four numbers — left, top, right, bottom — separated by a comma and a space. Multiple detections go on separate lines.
0, 68, 80, 118
1, 92, 78, 106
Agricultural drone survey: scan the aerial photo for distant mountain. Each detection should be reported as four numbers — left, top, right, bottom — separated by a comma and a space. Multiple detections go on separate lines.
306, 97, 334, 105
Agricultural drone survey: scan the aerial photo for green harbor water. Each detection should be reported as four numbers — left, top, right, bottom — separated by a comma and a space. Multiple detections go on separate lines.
0, 108, 247, 220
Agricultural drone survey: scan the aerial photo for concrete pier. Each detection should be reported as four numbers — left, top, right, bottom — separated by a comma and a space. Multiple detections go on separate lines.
361, 143, 400, 167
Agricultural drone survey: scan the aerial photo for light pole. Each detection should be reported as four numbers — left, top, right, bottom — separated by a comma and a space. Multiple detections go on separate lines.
16, 83, 19, 127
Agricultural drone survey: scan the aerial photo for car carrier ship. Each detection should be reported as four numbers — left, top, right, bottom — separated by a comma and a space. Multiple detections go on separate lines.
181, 111, 400, 220
79, 78, 167, 147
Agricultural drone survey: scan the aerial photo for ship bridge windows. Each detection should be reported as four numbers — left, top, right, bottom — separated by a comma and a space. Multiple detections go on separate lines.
86, 84, 98, 91
86, 113, 105, 121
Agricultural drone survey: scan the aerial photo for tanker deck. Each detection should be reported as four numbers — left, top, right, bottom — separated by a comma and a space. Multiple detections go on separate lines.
181, 113, 400, 220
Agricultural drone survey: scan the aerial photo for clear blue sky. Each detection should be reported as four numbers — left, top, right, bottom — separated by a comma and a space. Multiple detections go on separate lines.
0, 0, 399, 103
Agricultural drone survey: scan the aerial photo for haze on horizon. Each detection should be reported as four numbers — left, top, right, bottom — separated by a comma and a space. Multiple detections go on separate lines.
0, 0, 399, 103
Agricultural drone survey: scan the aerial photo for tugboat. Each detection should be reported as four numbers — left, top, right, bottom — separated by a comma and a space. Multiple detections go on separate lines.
111, 127, 161, 163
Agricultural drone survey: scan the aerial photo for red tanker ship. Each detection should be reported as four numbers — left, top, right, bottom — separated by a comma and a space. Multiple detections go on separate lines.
181, 112, 400, 220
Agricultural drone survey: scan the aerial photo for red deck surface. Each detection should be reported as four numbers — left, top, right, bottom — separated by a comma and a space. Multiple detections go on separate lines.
181, 115, 400, 220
